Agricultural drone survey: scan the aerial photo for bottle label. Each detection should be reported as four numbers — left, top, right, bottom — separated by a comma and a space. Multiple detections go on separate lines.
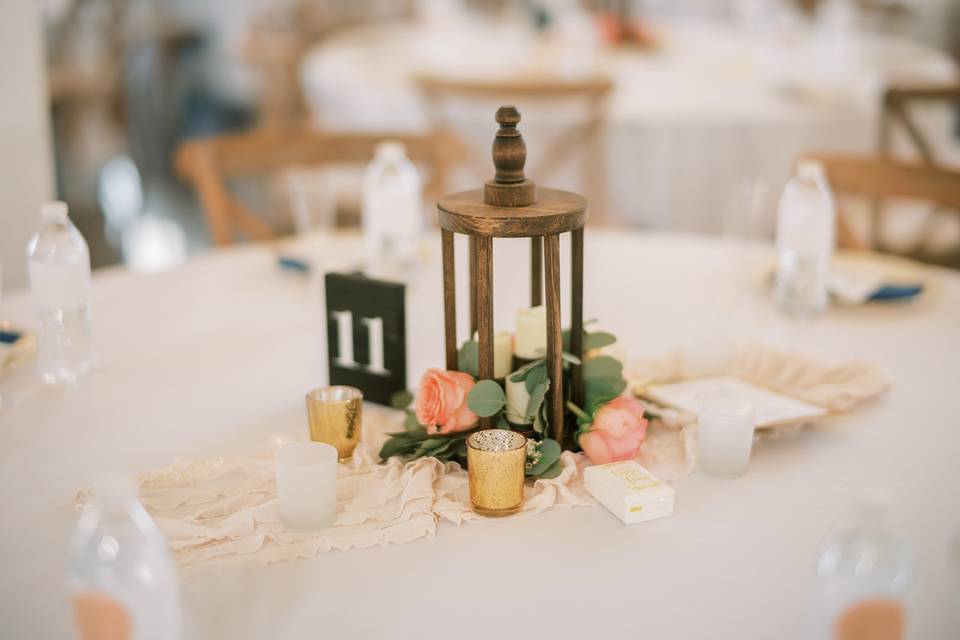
835, 598, 905, 640
29, 261, 90, 312
72, 591, 132, 640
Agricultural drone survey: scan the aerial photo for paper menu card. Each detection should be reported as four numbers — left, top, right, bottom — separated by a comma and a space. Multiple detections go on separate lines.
641, 375, 828, 428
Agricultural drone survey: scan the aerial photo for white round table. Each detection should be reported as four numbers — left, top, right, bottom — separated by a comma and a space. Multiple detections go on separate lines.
300, 19, 956, 231
1, 231, 959, 638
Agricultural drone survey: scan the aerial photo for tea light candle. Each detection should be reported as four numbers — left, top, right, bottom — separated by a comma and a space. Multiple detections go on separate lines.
514, 306, 547, 359
697, 395, 755, 476
275, 442, 338, 530
505, 372, 532, 425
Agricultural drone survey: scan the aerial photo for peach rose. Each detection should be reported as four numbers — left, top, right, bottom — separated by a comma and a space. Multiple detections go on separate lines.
415, 369, 478, 434
578, 396, 649, 464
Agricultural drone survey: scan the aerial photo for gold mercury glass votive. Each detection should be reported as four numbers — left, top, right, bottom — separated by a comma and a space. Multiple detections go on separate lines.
467, 429, 527, 517
305, 386, 363, 461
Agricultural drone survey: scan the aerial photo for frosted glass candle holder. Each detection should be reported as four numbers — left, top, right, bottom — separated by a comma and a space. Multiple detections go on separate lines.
697, 395, 755, 477
276, 442, 338, 530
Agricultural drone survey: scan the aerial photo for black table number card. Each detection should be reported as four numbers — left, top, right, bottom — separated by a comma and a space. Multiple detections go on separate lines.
324, 272, 406, 406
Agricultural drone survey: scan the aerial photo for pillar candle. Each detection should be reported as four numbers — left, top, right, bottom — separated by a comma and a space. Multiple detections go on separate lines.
514, 305, 547, 360
493, 331, 513, 379
505, 372, 532, 425
473, 331, 514, 380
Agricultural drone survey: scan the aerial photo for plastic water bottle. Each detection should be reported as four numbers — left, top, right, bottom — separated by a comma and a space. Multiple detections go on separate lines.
27, 201, 94, 384
774, 161, 836, 318
816, 494, 913, 639
362, 142, 423, 264
68, 475, 182, 640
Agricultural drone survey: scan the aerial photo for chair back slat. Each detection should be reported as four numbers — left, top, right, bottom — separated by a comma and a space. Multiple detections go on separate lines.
806, 155, 960, 208
175, 128, 462, 245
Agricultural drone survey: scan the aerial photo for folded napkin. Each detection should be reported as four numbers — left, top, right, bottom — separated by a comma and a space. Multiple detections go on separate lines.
628, 343, 891, 415
625, 343, 892, 471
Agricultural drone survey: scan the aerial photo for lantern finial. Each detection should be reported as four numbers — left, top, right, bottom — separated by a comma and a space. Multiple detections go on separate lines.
485, 105, 537, 207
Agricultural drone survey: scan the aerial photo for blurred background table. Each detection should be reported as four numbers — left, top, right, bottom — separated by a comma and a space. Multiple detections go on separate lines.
1, 230, 959, 638
301, 17, 957, 232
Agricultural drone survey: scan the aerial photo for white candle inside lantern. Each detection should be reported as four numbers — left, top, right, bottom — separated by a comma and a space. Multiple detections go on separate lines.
493, 331, 513, 379
514, 306, 547, 360
505, 371, 532, 424
473, 331, 513, 379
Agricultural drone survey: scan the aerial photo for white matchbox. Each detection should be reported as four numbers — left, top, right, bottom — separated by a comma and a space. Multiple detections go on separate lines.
583, 461, 675, 525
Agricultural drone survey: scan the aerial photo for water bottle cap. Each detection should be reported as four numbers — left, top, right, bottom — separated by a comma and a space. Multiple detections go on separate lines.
797, 160, 825, 181
40, 200, 69, 224
375, 141, 407, 161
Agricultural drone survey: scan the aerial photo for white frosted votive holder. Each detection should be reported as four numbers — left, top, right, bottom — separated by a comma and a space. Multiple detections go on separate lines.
697, 395, 756, 477
276, 442, 338, 530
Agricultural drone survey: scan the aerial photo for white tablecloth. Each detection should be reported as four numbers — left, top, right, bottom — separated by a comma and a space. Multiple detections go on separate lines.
1, 231, 959, 638
300, 19, 956, 231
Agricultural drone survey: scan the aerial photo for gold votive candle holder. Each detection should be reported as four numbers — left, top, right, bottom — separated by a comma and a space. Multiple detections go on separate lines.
305, 386, 362, 462
467, 429, 527, 517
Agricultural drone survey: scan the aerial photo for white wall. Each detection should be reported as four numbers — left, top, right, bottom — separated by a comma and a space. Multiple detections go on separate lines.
0, 0, 54, 292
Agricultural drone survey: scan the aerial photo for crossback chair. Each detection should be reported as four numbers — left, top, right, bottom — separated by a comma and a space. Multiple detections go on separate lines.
801, 153, 960, 265
879, 85, 960, 165
417, 75, 614, 220
867, 84, 960, 255
175, 129, 462, 245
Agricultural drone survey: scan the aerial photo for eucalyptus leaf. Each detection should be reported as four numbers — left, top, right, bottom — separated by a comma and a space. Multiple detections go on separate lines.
467, 380, 506, 417
525, 438, 561, 477
379, 435, 420, 461
583, 355, 623, 380
584, 331, 617, 350
588, 395, 618, 415
533, 396, 549, 435
525, 379, 549, 421
416, 436, 460, 458
561, 352, 582, 366
509, 357, 545, 383
458, 339, 479, 378
585, 377, 627, 408
524, 363, 548, 394
495, 413, 509, 428
536, 457, 563, 480
404, 411, 423, 432
390, 390, 414, 410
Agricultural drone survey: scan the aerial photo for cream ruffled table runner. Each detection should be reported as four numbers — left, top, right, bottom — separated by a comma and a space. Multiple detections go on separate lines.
76, 344, 891, 570
77, 440, 591, 570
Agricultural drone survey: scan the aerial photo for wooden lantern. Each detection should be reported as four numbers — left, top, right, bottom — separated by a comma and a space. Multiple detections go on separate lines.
437, 106, 586, 442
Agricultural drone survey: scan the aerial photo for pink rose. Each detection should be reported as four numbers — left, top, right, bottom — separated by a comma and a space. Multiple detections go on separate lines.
415, 369, 478, 434
578, 396, 649, 464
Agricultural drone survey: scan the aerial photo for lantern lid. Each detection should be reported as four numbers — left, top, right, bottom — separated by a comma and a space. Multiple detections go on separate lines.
436, 105, 587, 238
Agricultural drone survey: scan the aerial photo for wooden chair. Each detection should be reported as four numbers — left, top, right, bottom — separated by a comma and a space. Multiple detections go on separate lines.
417, 75, 614, 219
867, 84, 960, 254
801, 153, 960, 265
175, 129, 463, 245
879, 85, 960, 166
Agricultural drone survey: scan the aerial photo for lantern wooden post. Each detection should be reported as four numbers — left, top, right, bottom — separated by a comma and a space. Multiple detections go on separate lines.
438, 106, 586, 442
